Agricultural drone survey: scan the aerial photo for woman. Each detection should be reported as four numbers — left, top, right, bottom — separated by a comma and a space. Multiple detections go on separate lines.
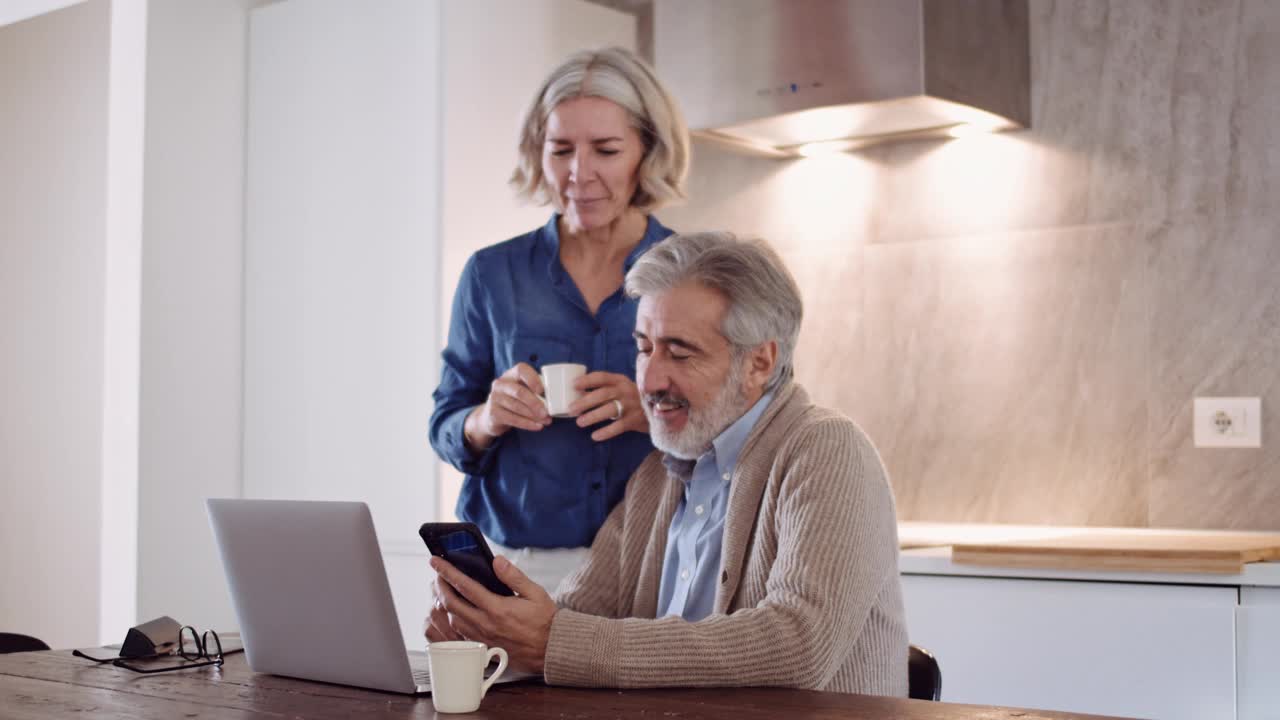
429, 46, 690, 593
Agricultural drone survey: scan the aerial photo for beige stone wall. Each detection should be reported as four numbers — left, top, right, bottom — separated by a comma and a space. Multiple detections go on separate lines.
658, 0, 1280, 529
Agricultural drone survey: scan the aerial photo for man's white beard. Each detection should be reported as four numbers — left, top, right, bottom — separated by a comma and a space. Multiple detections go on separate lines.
646, 356, 751, 460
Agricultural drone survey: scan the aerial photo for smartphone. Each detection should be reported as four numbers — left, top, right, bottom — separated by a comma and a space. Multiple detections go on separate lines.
419, 522, 514, 597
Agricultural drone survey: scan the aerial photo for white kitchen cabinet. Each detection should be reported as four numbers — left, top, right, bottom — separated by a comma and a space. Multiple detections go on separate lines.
1238, 587, 1280, 720
900, 572, 1238, 719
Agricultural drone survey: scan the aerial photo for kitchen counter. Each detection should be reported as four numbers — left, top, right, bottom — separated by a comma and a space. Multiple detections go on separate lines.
897, 521, 1280, 587
897, 523, 1280, 718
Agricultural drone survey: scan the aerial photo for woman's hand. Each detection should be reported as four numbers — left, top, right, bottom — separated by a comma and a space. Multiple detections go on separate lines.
569, 371, 648, 442
465, 363, 551, 452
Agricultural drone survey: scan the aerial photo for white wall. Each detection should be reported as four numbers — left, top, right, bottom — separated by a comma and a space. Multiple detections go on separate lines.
0, 0, 254, 647
136, 0, 262, 635
0, 0, 112, 649
243, 0, 442, 649
0, 0, 86, 27
434, 0, 636, 520
0, 0, 638, 651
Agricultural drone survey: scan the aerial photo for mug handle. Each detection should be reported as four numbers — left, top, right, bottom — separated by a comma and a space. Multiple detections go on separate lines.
479, 646, 509, 697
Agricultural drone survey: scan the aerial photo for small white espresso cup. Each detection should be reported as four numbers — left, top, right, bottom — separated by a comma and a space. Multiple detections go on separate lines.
428, 640, 509, 713
541, 362, 586, 418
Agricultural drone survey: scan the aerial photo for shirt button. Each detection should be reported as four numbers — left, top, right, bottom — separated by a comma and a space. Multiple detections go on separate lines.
694, 505, 705, 515
680, 569, 690, 580
591, 482, 602, 490
722, 472, 731, 481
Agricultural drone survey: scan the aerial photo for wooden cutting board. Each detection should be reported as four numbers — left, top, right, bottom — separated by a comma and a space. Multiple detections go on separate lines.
898, 522, 1081, 550
951, 532, 1280, 574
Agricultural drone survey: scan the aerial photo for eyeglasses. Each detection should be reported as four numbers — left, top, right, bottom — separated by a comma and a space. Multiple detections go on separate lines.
73, 626, 224, 674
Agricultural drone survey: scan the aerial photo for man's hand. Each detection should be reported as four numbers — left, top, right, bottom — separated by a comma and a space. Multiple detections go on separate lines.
424, 555, 557, 674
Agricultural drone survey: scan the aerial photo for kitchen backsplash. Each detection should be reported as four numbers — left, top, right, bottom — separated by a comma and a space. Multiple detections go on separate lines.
658, 0, 1280, 530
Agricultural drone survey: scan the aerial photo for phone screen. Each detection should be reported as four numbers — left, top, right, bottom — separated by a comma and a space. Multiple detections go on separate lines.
438, 529, 490, 580
422, 525, 514, 597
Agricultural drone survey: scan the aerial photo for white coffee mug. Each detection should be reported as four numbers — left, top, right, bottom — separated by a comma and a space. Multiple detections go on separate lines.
428, 640, 509, 713
541, 363, 586, 418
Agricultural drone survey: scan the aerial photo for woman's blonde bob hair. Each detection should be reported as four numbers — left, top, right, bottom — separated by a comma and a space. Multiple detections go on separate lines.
510, 46, 690, 213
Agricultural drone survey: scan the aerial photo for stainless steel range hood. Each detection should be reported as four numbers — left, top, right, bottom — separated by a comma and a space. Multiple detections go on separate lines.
653, 0, 1030, 156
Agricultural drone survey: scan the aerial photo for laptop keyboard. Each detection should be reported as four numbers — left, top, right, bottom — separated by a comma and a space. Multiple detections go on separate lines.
409, 655, 432, 684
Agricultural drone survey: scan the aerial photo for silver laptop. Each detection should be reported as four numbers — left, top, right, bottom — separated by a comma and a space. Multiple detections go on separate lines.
208, 498, 482, 694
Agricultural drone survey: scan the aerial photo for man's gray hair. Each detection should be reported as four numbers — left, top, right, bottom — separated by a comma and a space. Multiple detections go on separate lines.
625, 232, 803, 392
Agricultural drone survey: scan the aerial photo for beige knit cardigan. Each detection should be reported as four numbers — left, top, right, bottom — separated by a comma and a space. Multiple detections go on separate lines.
545, 383, 909, 696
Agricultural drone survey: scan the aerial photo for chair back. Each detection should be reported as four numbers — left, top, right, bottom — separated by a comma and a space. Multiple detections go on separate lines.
0, 633, 50, 654
907, 644, 941, 701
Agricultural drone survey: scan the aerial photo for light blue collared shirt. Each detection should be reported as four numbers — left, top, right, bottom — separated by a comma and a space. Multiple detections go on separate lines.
656, 392, 774, 621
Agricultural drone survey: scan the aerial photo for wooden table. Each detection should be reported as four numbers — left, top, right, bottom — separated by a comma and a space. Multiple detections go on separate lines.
0, 650, 1134, 719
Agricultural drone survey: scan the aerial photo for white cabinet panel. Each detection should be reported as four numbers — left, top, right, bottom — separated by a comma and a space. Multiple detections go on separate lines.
243, 0, 441, 546
902, 574, 1237, 720
1239, 587, 1280, 720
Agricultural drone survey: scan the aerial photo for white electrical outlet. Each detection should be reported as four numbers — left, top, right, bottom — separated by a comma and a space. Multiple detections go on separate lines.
1193, 397, 1262, 448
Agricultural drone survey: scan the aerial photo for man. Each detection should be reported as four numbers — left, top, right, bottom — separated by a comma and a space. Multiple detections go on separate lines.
426, 232, 908, 696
